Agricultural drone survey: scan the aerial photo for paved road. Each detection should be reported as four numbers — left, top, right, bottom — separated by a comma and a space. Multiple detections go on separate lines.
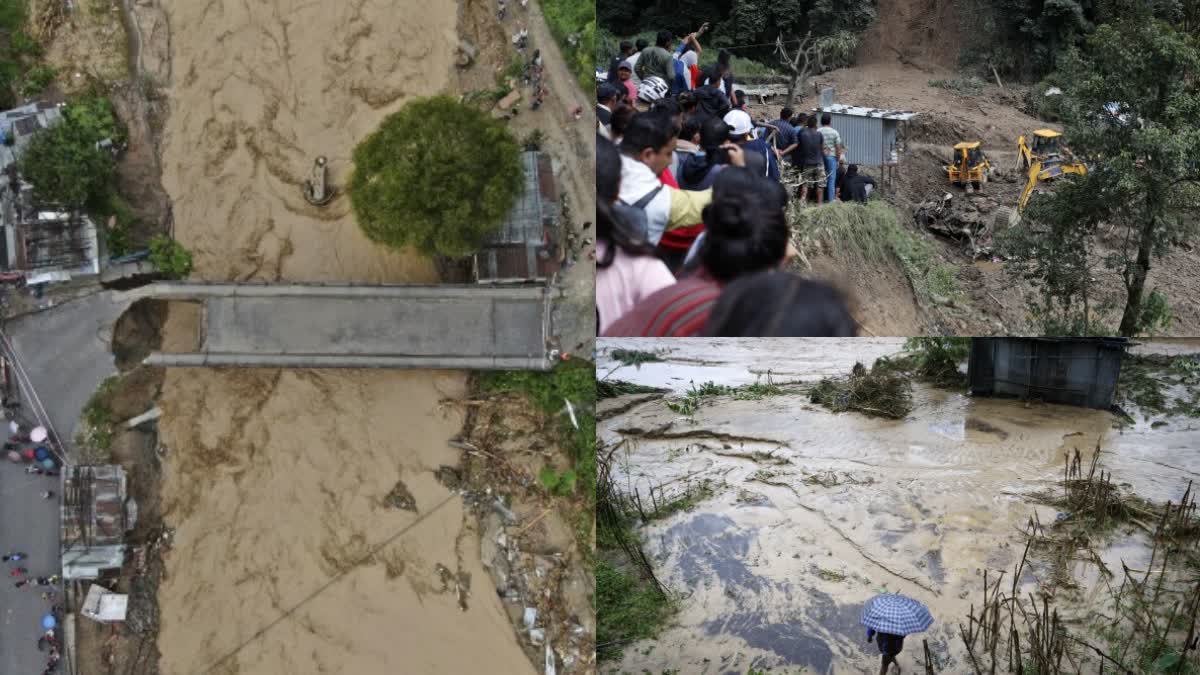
0, 462, 63, 674
143, 283, 554, 370
6, 290, 127, 448
2, 290, 128, 675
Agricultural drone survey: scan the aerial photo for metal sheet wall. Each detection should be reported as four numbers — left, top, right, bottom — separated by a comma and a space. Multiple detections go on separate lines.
828, 113, 884, 165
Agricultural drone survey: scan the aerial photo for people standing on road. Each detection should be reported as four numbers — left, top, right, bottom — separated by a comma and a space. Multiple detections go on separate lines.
597, 83, 620, 139
9, 566, 27, 576
604, 167, 791, 337
617, 112, 716, 246
770, 107, 799, 167
796, 115, 826, 205
3, 551, 27, 561
616, 62, 638, 104
723, 110, 778, 181
635, 30, 675, 86
40, 490, 53, 499
625, 38, 648, 89
15, 579, 29, 587
818, 113, 843, 202
607, 40, 635, 83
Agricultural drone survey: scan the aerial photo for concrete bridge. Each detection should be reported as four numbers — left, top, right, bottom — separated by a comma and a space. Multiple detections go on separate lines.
140, 282, 553, 371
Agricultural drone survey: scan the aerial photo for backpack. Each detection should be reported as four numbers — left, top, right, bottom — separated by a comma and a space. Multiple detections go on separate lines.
614, 186, 664, 240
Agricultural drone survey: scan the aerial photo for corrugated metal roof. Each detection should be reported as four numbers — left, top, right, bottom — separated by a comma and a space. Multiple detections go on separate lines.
820, 104, 920, 120
476, 151, 559, 282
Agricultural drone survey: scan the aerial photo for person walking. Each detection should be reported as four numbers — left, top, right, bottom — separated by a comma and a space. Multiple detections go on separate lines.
860, 593, 933, 675
9, 566, 27, 576
818, 113, 843, 202
2, 552, 27, 562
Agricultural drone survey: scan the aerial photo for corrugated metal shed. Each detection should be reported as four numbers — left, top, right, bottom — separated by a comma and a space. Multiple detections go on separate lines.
968, 337, 1128, 409
62, 465, 130, 580
819, 104, 919, 167
475, 151, 560, 283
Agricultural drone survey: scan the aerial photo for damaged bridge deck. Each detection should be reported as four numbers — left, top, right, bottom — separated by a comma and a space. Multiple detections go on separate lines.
141, 282, 553, 370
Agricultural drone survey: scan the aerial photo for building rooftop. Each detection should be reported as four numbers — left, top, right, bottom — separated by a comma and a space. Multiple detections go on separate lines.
475, 151, 560, 283
62, 465, 130, 580
819, 104, 920, 121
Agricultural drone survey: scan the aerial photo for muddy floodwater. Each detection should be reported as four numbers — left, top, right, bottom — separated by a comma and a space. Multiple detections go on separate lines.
152, 0, 537, 671
599, 339, 1200, 674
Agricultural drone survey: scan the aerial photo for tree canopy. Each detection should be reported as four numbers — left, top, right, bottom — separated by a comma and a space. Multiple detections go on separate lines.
599, 0, 875, 64
348, 96, 523, 259
19, 96, 121, 207
1002, 15, 1200, 335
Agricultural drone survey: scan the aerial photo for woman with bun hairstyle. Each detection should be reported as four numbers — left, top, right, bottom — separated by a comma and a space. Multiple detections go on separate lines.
602, 167, 792, 337
703, 271, 858, 336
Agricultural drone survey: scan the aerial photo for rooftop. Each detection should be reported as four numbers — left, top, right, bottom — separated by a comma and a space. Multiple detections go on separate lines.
819, 103, 920, 121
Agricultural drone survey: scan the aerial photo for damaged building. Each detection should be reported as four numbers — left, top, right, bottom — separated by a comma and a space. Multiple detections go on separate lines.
473, 151, 560, 284
61, 464, 135, 580
0, 101, 101, 283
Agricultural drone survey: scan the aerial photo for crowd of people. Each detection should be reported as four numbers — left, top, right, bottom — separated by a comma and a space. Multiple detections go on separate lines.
596, 29, 876, 336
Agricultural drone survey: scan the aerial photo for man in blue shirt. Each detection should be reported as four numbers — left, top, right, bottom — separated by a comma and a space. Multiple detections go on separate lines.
769, 106, 798, 165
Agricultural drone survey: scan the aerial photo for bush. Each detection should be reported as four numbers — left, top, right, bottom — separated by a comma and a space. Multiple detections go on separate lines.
18, 96, 122, 207
21, 63, 55, 97
810, 361, 913, 419
148, 235, 193, 279
542, 0, 595, 88
348, 96, 522, 258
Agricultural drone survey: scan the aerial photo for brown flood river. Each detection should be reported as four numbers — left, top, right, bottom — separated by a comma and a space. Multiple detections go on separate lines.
598, 338, 1200, 673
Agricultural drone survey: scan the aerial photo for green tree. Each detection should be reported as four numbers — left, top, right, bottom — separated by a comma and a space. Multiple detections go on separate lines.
1005, 17, 1200, 336
148, 234, 193, 279
348, 96, 523, 258
19, 97, 121, 207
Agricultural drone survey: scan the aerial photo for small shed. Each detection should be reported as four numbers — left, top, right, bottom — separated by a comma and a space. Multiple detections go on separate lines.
81, 583, 128, 623
817, 104, 919, 168
968, 337, 1129, 409
473, 151, 560, 284
62, 465, 133, 580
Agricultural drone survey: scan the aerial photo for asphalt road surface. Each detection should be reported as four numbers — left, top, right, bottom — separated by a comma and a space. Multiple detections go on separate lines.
0, 461, 63, 674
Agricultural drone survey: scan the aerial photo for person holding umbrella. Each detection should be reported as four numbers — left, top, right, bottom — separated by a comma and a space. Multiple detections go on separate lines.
861, 593, 933, 674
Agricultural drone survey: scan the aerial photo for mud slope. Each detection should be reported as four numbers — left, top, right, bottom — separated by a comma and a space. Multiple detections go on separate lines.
858, 0, 960, 69
159, 0, 458, 283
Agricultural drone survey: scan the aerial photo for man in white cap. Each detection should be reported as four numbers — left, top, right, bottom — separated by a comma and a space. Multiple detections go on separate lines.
723, 109, 778, 180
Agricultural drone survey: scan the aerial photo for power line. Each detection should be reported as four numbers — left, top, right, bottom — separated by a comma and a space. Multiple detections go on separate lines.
195, 493, 459, 674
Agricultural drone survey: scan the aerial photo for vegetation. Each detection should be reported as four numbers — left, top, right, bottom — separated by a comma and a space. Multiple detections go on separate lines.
609, 348, 662, 367
875, 337, 971, 388
481, 359, 596, 502
19, 95, 122, 207
1117, 353, 1200, 420
77, 374, 120, 459
959, 0, 1200, 80
596, 558, 677, 661
810, 361, 913, 419
597, 379, 664, 399
0, 0, 47, 109
348, 96, 522, 258
790, 200, 959, 306
598, 0, 875, 66
1001, 15, 1200, 336
665, 375, 787, 417
148, 234, 193, 279
541, 0, 595, 89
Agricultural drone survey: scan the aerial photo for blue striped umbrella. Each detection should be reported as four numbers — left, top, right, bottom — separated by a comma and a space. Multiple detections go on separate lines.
861, 594, 933, 636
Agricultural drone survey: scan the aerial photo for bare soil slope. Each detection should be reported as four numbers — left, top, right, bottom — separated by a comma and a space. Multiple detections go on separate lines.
857, 0, 960, 69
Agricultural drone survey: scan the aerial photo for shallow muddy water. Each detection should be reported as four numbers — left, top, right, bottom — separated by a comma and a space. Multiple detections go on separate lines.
599, 338, 1200, 674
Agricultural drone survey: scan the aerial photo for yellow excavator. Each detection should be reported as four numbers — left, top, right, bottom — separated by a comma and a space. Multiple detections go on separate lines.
1016, 129, 1088, 211
945, 141, 992, 190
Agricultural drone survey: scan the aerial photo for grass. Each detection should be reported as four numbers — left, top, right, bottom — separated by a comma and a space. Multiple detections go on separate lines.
89, 188, 140, 257
810, 361, 913, 419
609, 348, 662, 367
647, 479, 714, 521
596, 557, 677, 662
481, 359, 597, 503
665, 374, 788, 418
872, 337, 970, 388
928, 76, 986, 95
76, 374, 120, 457
789, 200, 960, 306
597, 379, 664, 399
540, 0, 595, 90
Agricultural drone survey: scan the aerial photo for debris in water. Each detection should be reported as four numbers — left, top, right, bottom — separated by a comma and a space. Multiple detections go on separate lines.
383, 478, 417, 512
810, 361, 913, 419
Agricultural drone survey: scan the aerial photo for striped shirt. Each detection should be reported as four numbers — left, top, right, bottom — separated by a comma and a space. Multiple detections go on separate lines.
601, 273, 722, 337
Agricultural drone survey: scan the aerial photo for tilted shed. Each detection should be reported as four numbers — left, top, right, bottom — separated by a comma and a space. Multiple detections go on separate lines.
968, 337, 1128, 410
817, 104, 918, 167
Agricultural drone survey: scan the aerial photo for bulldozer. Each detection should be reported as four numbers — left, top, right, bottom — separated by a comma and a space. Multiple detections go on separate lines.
945, 141, 992, 190
1015, 129, 1088, 212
